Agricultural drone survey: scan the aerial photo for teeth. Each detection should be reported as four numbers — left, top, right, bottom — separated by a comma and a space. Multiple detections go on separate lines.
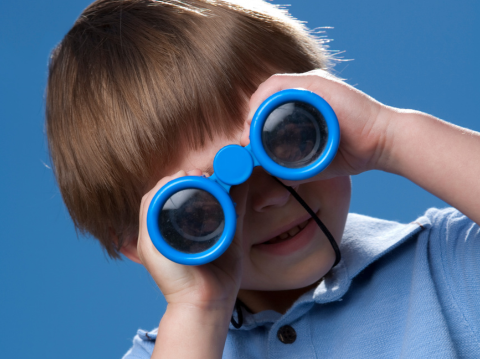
299, 219, 309, 229
264, 219, 311, 245
288, 226, 300, 236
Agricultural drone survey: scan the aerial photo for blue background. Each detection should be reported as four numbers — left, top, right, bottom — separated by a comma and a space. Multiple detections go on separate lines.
1, 0, 478, 357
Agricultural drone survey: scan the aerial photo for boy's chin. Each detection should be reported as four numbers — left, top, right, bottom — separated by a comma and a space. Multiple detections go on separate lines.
241, 263, 334, 292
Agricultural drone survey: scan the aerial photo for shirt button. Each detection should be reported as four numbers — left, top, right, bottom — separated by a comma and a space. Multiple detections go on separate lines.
277, 325, 297, 344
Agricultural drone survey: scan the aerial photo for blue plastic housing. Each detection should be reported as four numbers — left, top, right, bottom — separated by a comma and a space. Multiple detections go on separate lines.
147, 88, 340, 265
249, 89, 340, 181
213, 145, 254, 186
146, 176, 237, 265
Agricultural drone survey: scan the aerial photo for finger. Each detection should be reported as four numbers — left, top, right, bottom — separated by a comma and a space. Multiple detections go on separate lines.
141, 168, 204, 230
151, 169, 187, 194
243, 71, 344, 148
139, 167, 210, 234
137, 172, 190, 266
187, 169, 203, 177
138, 168, 204, 249
247, 71, 346, 123
247, 74, 296, 122
247, 73, 324, 120
140, 170, 188, 216
242, 74, 298, 147
144, 168, 206, 204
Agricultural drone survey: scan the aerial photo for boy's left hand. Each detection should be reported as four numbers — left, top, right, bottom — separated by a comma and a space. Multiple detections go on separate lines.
240, 70, 392, 182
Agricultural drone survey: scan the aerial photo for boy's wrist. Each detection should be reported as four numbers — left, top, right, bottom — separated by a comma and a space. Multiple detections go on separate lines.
152, 302, 234, 358
373, 106, 418, 174
166, 300, 236, 321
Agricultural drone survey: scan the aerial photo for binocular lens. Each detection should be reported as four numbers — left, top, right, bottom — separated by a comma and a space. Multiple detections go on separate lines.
262, 101, 328, 168
159, 189, 225, 254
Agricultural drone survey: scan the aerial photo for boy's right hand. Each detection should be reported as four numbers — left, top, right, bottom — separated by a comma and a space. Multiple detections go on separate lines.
137, 170, 249, 358
136, 169, 245, 311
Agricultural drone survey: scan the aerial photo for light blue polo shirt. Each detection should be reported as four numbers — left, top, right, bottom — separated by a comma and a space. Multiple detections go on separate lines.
123, 208, 480, 358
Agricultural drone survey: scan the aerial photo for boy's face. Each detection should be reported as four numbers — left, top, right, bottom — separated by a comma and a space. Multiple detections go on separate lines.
166, 131, 351, 292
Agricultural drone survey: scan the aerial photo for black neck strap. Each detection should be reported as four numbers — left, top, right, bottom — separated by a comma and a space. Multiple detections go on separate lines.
272, 177, 341, 268
230, 299, 244, 329
230, 177, 342, 329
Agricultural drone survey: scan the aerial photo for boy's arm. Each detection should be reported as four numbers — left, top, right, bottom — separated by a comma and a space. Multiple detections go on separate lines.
242, 70, 480, 225
152, 303, 233, 358
383, 109, 480, 225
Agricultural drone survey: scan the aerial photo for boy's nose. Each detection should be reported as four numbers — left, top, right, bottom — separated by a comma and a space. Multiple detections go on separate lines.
249, 168, 291, 212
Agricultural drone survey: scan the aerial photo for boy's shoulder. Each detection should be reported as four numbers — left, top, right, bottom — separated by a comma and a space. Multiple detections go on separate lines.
340, 210, 431, 278
342, 207, 476, 280
344, 206, 471, 252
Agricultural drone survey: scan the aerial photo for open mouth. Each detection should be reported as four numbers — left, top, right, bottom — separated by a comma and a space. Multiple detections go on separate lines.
262, 218, 311, 245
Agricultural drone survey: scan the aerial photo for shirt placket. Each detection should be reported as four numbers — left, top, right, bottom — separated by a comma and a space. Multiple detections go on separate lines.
267, 302, 316, 359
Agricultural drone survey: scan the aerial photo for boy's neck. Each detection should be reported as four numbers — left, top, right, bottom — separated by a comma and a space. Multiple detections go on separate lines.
238, 282, 320, 315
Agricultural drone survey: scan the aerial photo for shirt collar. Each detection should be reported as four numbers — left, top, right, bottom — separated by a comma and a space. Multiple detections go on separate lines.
231, 212, 431, 330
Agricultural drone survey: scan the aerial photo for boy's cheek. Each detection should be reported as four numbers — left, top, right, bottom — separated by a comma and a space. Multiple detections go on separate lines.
304, 175, 351, 239
304, 175, 352, 206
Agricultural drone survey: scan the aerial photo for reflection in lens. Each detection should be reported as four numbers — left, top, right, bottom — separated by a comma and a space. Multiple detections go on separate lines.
262, 101, 328, 168
159, 189, 225, 254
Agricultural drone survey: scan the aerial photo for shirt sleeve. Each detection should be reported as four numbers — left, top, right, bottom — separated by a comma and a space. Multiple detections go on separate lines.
426, 207, 480, 340
122, 329, 156, 359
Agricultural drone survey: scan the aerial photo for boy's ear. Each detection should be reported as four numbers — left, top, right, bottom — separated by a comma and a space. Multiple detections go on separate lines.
110, 227, 142, 264
119, 238, 142, 264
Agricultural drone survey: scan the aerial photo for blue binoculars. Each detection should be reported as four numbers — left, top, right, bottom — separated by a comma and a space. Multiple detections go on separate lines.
147, 89, 340, 265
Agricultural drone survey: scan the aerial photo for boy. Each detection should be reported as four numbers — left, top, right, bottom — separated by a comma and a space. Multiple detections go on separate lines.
46, 0, 480, 358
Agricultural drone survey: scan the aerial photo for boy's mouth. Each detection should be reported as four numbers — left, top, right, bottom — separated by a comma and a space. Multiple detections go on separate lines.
262, 218, 310, 245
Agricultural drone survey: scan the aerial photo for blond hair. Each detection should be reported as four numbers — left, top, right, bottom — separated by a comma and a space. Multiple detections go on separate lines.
46, 0, 330, 258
